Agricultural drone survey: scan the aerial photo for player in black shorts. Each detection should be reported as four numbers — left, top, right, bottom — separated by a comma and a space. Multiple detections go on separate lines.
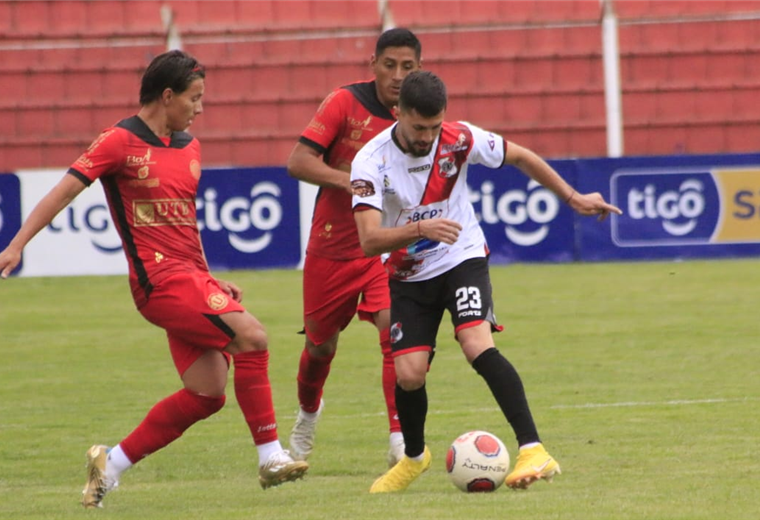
350, 70, 621, 493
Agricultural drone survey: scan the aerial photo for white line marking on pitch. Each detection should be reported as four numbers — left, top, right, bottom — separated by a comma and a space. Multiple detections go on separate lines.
549, 397, 757, 409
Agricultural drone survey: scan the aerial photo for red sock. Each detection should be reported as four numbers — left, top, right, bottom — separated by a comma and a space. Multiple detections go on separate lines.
296, 347, 335, 413
380, 328, 401, 433
120, 389, 225, 463
233, 350, 278, 445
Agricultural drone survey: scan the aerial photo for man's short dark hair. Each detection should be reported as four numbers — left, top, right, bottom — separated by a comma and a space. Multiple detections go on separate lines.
139, 50, 205, 105
399, 71, 447, 117
375, 27, 421, 61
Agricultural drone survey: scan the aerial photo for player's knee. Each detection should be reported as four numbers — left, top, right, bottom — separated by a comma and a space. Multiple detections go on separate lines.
396, 371, 426, 391
306, 335, 338, 358
397, 376, 425, 391
233, 322, 269, 353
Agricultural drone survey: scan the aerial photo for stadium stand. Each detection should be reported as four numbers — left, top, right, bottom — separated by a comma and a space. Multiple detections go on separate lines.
1, 0, 759, 171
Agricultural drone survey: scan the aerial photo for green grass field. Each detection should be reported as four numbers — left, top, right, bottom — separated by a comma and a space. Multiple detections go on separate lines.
1, 259, 758, 519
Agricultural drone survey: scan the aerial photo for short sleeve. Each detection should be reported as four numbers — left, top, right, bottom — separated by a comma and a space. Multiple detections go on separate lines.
461, 121, 506, 169
68, 128, 124, 184
300, 88, 350, 153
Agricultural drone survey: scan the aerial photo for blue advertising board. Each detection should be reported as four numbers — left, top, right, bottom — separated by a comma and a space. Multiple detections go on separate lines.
576, 154, 760, 261
197, 167, 301, 271
469, 160, 578, 263
2, 154, 759, 277
0, 173, 22, 274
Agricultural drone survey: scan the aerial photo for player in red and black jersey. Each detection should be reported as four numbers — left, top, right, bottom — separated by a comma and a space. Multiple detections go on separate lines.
0, 50, 308, 508
286, 28, 422, 466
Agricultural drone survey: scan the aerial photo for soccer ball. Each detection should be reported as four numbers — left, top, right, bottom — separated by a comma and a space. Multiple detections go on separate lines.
446, 430, 510, 492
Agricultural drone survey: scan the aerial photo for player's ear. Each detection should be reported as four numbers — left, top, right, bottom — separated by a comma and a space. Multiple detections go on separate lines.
161, 88, 173, 105
393, 106, 400, 118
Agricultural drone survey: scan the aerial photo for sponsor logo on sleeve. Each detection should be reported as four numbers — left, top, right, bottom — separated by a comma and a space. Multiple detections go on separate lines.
351, 179, 375, 197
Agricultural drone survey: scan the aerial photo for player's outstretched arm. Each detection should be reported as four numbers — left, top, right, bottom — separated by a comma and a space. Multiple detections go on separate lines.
286, 142, 352, 193
0, 174, 86, 279
504, 141, 622, 221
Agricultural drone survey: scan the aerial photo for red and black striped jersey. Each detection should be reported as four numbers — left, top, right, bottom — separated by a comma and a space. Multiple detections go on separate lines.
68, 116, 207, 307
299, 80, 396, 260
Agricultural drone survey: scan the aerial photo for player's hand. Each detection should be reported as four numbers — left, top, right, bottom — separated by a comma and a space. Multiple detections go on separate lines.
567, 191, 623, 221
419, 218, 462, 245
0, 247, 22, 279
216, 279, 243, 302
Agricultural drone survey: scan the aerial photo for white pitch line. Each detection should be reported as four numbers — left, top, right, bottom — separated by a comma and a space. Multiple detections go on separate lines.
549, 397, 757, 410
289, 396, 756, 420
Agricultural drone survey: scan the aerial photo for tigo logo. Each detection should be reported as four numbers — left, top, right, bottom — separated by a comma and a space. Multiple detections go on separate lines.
611, 167, 760, 246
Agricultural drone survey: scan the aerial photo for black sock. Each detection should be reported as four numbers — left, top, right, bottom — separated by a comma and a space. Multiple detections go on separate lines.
395, 383, 427, 458
472, 347, 540, 446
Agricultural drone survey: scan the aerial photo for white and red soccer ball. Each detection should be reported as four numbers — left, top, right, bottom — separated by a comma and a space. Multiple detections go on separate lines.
446, 430, 510, 492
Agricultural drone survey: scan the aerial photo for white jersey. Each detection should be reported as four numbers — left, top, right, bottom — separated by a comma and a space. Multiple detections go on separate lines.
351, 120, 506, 281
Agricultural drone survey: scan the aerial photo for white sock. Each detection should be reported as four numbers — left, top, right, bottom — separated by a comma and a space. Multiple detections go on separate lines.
389, 431, 404, 447
257, 440, 284, 466
299, 407, 320, 421
519, 442, 541, 451
105, 445, 133, 482
409, 452, 425, 462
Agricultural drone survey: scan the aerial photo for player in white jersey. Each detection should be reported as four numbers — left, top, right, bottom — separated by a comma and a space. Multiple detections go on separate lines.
351, 71, 622, 493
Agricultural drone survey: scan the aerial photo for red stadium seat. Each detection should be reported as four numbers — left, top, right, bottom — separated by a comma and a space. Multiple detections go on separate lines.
0, 71, 28, 104
0, 2, 11, 34
623, 90, 659, 122
543, 92, 582, 121
277, 101, 318, 134
460, 96, 506, 128
685, 124, 726, 153
724, 122, 760, 153
732, 86, 760, 117
83, 1, 126, 34
504, 94, 544, 123
578, 91, 605, 122
567, 125, 606, 158
17, 109, 56, 137
666, 54, 709, 85
122, 1, 165, 33
1, 142, 44, 169
201, 103, 244, 133
238, 102, 283, 135
47, 1, 89, 37
0, 108, 18, 137
6, 1, 47, 36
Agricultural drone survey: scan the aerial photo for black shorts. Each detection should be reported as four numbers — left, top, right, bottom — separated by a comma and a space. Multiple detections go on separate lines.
388, 257, 501, 357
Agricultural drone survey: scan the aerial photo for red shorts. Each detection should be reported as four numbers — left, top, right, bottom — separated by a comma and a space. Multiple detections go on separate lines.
302, 254, 391, 345
139, 271, 245, 376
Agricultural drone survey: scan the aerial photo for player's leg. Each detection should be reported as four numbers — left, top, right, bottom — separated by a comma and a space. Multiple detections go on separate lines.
221, 309, 309, 488
369, 349, 432, 494
289, 333, 335, 460
83, 274, 232, 508
449, 258, 560, 489
291, 255, 359, 460
358, 258, 403, 465
369, 277, 442, 493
